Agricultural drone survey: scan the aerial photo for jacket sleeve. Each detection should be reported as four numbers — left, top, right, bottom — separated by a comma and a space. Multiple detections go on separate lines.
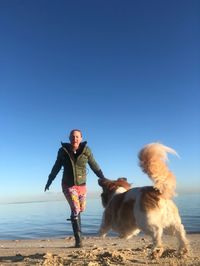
87, 147, 105, 179
48, 149, 63, 182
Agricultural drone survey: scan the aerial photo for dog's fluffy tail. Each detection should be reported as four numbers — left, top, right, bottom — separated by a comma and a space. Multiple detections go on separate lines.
138, 142, 178, 199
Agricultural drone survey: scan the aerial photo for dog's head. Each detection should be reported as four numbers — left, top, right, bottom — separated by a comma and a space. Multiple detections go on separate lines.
98, 177, 132, 208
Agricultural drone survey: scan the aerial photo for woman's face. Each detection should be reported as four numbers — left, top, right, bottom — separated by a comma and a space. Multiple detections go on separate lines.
70, 130, 82, 150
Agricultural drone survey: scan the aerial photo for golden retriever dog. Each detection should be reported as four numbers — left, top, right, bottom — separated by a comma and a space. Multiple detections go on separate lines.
98, 143, 188, 258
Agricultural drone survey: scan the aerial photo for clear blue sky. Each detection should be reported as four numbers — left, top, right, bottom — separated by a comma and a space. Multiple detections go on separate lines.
0, 0, 199, 203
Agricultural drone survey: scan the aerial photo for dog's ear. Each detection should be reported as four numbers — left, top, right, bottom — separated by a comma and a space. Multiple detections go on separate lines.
117, 177, 127, 181
98, 177, 109, 187
98, 178, 103, 186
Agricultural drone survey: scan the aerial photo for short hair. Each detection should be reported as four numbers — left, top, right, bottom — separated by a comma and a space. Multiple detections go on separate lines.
69, 129, 82, 138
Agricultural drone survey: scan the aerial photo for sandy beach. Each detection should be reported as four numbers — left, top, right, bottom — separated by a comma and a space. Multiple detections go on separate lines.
0, 234, 199, 266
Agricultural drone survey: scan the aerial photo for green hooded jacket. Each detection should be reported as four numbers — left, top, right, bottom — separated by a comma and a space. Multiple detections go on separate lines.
48, 141, 104, 187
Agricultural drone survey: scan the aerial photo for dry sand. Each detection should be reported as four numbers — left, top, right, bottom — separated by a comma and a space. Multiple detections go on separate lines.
0, 234, 199, 266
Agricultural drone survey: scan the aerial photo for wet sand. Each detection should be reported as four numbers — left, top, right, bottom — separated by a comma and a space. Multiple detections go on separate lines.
0, 234, 199, 265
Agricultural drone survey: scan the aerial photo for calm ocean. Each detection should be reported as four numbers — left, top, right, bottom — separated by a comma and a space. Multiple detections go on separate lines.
0, 194, 199, 240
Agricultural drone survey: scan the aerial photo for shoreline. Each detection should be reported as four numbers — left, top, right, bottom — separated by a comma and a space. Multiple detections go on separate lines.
0, 234, 200, 265
1, 230, 200, 240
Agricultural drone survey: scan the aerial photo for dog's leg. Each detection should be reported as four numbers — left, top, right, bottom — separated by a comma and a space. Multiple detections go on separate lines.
121, 228, 140, 240
99, 225, 111, 238
98, 222, 111, 238
174, 223, 189, 256
98, 212, 111, 238
151, 228, 164, 259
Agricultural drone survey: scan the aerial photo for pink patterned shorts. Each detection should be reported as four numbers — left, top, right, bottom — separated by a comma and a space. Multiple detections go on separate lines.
62, 183, 87, 217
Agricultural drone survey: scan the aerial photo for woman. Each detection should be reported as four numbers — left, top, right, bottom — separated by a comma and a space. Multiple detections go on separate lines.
44, 129, 105, 247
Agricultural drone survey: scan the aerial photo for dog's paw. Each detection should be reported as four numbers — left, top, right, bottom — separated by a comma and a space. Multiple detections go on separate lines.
151, 247, 164, 259
99, 234, 106, 239
178, 246, 189, 258
98, 231, 107, 238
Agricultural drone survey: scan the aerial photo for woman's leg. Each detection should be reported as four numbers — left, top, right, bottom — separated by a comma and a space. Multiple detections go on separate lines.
62, 185, 81, 217
62, 184, 86, 247
77, 185, 87, 213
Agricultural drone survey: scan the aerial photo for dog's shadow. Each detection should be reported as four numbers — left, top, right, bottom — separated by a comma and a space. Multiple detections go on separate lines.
161, 248, 177, 258
0, 253, 45, 263
145, 244, 177, 258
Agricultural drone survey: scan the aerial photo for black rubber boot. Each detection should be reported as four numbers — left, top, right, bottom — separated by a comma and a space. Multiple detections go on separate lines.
71, 215, 82, 248
78, 213, 81, 228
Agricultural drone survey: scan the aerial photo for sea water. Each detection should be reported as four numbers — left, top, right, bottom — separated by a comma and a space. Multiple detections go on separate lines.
0, 194, 199, 240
